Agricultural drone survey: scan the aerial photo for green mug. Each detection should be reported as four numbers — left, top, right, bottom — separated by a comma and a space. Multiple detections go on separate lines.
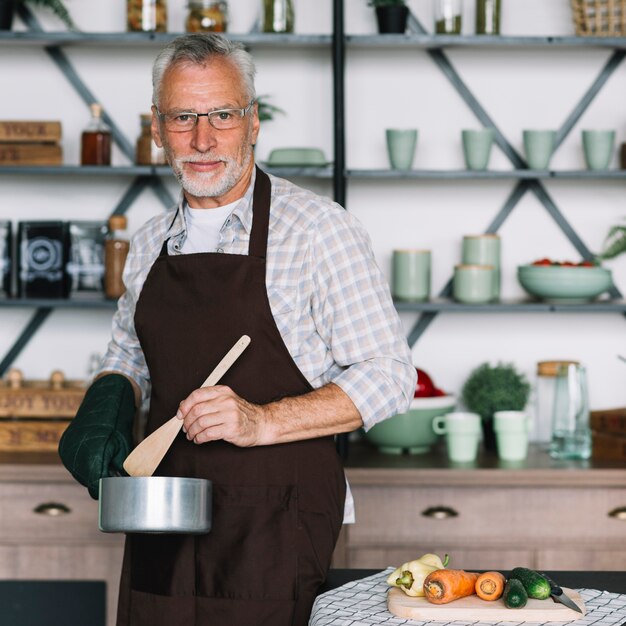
386, 129, 418, 170
494, 410, 530, 461
462, 129, 495, 171
523, 130, 556, 170
582, 129, 615, 170
433, 411, 481, 462
392, 249, 431, 301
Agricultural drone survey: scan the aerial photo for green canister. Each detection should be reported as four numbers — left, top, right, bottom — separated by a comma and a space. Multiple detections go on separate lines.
476, 0, 500, 35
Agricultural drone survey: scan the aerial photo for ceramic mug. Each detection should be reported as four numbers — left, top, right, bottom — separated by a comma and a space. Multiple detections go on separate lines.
452, 264, 494, 304
392, 249, 431, 301
582, 130, 615, 170
493, 410, 530, 461
461, 234, 501, 299
462, 129, 495, 171
433, 411, 481, 462
386, 129, 418, 170
523, 130, 556, 170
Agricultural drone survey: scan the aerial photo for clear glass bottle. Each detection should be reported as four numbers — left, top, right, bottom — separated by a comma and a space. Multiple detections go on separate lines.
262, 0, 294, 33
81, 103, 111, 166
127, 0, 167, 32
185, 0, 228, 32
476, 0, 500, 34
434, 0, 462, 34
548, 362, 592, 460
104, 215, 130, 300
135, 114, 166, 165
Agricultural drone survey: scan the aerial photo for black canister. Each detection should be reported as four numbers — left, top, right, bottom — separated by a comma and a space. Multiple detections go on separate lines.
0, 221, 11, 298
17, 221, 70, 299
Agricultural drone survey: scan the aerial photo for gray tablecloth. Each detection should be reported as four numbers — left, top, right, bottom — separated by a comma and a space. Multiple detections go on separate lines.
310, 568, 626, 626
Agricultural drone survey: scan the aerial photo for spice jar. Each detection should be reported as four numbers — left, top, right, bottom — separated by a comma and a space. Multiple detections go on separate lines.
81, 103, 111, 166
185, 0, 227, 32
127, 0, 167, 32
262, 0, 294, 33
476, 0, 500, 34
135, 114, 166, 165
104, 215, 130, 300
434, 0, 462, 34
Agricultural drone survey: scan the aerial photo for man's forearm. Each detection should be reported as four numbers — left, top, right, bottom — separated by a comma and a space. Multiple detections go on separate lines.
258, 382, 363, 445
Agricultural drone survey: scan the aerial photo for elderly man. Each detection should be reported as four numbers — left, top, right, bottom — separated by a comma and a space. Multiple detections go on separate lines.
59, 33, 415, 626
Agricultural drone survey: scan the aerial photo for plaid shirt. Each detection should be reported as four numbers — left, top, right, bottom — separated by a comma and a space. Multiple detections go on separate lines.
99, 169, 416, 522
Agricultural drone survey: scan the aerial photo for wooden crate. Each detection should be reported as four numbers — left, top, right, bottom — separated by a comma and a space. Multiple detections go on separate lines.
0, 420, 69, 452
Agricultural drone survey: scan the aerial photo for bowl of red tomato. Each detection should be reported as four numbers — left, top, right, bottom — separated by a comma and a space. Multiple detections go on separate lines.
517, 258, 613, 303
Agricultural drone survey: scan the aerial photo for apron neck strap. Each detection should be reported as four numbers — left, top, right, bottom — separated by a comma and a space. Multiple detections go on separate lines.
249, 166, 271, 259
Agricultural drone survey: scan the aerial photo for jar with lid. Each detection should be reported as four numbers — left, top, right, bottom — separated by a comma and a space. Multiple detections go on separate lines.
434, 0, 462, 34
127, 0, 167, 32
476, 0, 500, 34
135, 114, 166, 165
104, 215, 130, 300
262, 0, 294, 33
185, 0, 228, 32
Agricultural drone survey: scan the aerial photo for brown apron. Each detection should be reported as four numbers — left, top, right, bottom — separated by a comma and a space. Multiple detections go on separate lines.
116, 168, 346, 626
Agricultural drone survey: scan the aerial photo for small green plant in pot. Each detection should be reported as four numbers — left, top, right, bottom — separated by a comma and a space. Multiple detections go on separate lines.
367, 0, 409, 34
461, 362, 531, 452
598, 219, 626, 260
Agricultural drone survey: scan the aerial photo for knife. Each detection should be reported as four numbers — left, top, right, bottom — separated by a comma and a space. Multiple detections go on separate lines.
540, 573, 583, 614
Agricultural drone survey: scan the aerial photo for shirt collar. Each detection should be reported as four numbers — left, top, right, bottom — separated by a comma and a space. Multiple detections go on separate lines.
165, 167, 257, 240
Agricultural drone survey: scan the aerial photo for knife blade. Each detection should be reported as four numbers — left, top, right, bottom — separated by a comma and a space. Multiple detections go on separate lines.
540, 573, 583, 614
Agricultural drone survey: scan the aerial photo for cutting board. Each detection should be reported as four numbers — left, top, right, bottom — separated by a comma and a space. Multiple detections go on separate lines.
388, 587, 586, 622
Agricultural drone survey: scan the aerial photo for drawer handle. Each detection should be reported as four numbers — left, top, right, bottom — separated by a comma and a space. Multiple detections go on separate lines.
422, 506, 458, 520
608, 507, 626, 521
33, 502, 71, 517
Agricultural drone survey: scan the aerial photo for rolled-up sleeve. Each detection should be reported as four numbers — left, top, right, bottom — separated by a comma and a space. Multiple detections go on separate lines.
312, 210, 416, 431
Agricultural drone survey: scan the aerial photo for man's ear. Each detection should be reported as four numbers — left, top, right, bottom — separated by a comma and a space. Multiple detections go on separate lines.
151, 105, 163, 148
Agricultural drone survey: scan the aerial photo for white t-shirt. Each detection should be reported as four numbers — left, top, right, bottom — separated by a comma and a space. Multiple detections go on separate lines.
180, 201, 237, 254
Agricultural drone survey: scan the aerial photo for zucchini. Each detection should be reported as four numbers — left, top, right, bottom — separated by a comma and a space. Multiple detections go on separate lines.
509, 567, 551, 600
503, 578, 528, 609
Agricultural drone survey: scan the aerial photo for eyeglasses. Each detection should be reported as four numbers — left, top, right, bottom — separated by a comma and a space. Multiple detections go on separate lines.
157, 100, 255, 132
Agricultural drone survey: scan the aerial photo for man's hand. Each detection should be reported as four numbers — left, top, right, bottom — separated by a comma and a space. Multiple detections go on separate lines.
175, 382, 363, 448
176, 385, 269, 447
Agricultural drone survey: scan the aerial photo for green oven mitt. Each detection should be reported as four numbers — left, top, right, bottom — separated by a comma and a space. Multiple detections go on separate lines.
58, 373, 136, 499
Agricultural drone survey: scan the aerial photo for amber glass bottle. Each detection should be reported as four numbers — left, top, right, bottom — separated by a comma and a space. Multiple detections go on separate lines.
104, 215, 130, 299
81, 103, 111, 166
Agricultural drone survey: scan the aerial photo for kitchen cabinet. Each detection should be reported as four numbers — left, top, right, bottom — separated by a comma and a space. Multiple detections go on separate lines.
0, 455, 124, 626
334, 443, 626, 571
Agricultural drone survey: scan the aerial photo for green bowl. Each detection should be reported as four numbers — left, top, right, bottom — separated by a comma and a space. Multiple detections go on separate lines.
517, 264, 613, 303
265, 147, 329, 167
364, 395, 456, 455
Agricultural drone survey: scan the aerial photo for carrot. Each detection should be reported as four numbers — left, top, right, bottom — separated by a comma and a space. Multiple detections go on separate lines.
475, 571, 506, 601
423, 569, 479, 604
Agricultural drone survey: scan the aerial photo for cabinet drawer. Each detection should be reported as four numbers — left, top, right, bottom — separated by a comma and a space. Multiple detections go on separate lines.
350, 486, 626, 547
0, 482, 113, 543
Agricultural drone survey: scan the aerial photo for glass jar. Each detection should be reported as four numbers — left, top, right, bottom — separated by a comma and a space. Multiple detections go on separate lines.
127, 0, 167, 33
262, 0, 294, 33
476, 0, 500, 35
185, 0, 228, 32
135, 114, 166, 165
434, 0, 462, 34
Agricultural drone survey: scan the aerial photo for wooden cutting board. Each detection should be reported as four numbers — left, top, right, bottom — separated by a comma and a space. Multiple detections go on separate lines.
388, 587, 586, 622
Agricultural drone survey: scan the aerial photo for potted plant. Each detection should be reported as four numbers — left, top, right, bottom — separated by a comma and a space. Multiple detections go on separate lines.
461, 362, 531, 452
598, 219, 626, 260
1, 0, 77, 31
256, 95, 285, 123
368, 0, 409, 34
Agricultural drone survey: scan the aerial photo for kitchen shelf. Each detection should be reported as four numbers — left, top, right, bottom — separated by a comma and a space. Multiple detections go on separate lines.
393, 298, 626, 313
346, 34, 626, 49
0, 298, 117, 309
347, 169, 626, 180
0, 31, 332, 48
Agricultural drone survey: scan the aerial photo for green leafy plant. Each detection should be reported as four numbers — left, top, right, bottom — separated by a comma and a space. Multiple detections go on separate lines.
367, 0, 406, 6
598, 219, 626, 260
19, 0, 78, 31
462, 362, 531, 421
256, 95, 285, 123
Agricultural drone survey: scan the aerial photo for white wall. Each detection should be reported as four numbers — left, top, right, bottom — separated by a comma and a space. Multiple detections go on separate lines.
2, 0, 625, 429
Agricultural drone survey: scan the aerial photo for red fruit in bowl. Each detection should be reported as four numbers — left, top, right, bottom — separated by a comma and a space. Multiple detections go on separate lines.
415, 368, 442, 398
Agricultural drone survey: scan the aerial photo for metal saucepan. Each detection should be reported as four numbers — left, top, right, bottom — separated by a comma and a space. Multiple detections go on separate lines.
98, 476, 212, 534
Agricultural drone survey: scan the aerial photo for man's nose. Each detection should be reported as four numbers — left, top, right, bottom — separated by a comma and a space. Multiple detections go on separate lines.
190, 116, 218, 152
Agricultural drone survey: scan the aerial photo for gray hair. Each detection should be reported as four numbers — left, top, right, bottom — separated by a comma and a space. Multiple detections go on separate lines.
152, 33, 257, 108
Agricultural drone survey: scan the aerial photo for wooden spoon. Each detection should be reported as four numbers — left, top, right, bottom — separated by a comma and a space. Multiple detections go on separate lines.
123, 334, 251, 477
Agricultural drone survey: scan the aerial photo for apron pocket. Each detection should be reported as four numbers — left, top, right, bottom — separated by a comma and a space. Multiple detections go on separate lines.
297, 509, 338, 586
196, 484, 298, 601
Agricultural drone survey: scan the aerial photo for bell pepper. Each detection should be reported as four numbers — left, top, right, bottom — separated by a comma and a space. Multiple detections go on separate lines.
386, 553, 449, 597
